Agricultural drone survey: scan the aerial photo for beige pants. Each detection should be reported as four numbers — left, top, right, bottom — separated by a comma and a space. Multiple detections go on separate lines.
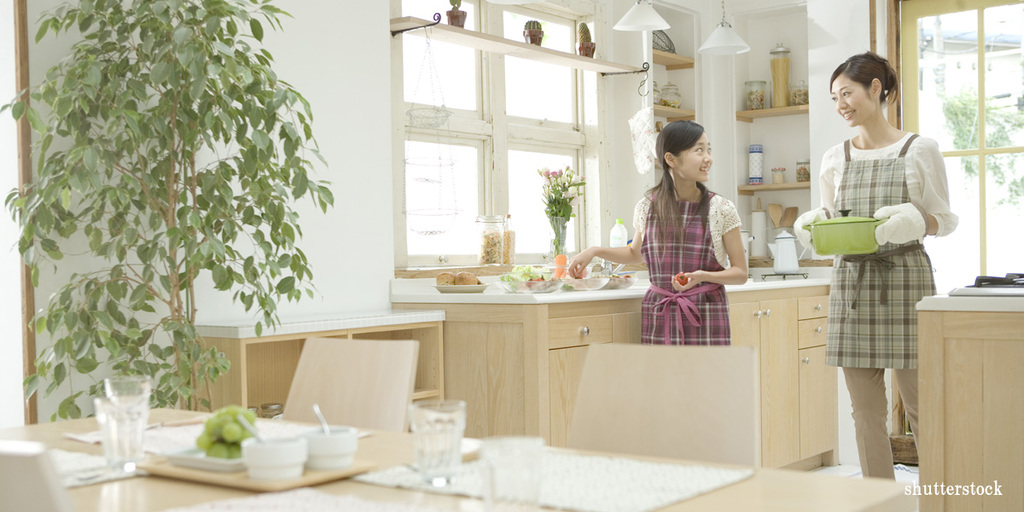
843, 367, 919, 479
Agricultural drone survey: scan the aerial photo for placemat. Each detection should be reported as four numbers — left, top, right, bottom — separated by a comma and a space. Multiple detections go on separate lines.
164, 488, 446, 512
355, 451, 754, 512
49, 449, 141, 488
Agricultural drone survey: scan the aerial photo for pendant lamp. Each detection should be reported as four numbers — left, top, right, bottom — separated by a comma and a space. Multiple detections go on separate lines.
614, 0, 670, 32
698, 0, 749, 55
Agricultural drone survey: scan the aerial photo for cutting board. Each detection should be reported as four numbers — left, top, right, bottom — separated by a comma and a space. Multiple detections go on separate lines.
139, 457, 376, 492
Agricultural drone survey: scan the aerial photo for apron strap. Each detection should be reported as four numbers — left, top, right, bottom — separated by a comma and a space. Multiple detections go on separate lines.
897, 134, 920, 157
842, 243, 924, 309
844, 140, 852, 162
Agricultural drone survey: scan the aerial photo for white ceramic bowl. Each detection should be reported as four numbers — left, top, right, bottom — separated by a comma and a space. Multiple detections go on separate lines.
301, 426, 359, 471
496, 279, 563, 294
242, 437, 307, 480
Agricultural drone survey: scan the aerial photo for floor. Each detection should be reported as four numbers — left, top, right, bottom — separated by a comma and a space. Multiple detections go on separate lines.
811, 463, 920, 511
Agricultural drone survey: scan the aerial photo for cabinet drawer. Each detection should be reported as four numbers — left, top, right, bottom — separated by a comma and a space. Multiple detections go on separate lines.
549, 315, 614, 349
798, 295, 830, 320
798, 317, 828, 349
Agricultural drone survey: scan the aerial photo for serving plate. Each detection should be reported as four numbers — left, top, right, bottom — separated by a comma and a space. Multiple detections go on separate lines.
165, 448, 247, 472
434, 284, 488, 294
496, 279, 562, 294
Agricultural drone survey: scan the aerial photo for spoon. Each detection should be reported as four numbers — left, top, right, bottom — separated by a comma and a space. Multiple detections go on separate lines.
236, 413, 265, 442
312, 403, 331, 435
612, 263, 625, 275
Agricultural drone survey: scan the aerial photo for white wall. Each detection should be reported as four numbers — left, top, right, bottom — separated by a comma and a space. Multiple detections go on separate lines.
0, 3, 25, 428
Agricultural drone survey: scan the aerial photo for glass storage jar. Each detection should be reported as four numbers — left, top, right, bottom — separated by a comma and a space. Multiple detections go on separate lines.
476, 215, 505, 266
770, 43, 790, 108
660, 82, 681, 109
796, 159, 811, 182
745, 81, 766, 110
790, 80, 809, 106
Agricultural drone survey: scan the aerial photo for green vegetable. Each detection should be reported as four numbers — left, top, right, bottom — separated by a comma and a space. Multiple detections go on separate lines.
500, 265, 549, 282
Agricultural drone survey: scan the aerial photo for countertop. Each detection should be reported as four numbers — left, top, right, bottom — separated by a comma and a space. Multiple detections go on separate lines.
195, 309, 446, 338
917, 294, 1024, 312
391, 270, 832, 305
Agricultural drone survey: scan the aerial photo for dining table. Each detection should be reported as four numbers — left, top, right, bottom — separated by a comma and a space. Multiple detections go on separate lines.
0, 408, 916, 512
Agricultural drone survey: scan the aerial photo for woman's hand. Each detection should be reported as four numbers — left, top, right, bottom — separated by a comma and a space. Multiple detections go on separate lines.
671, 271, 705, 292
567, 249, 594, 279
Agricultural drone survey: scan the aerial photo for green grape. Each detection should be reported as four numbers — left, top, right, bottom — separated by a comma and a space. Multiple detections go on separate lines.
207, 441, 230, 459
195, 432, 213, 451
199, 405, 257, 458
221, 422, 243, 443
227, 443, 242, 459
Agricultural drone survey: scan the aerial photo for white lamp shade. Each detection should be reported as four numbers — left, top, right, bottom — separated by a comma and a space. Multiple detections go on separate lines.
614, 1, 670, 32
698, 22, 750, 55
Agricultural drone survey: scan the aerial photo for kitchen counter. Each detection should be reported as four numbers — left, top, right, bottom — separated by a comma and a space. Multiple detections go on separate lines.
917, 293, 1024, 312
390, 272, 832, 304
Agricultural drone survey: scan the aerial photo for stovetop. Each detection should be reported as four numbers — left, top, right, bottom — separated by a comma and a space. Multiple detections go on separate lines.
949, 273, 1024, 297
971, 273, 1024, 287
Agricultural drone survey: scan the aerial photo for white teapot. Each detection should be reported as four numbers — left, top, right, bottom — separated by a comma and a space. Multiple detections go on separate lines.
767, 230, 805, 274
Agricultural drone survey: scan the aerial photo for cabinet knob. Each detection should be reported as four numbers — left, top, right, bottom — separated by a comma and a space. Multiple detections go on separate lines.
754, 310, 762, 319
803, 357, 811, 365
815, 326, 822, 334
815, 304, 822, 311
438, 255, 449, 263
580, 326, 590, 336
764, 309, 771, 317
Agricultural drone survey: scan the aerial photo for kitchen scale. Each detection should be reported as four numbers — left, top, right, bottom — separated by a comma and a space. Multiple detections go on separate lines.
948, 273, 1024, 296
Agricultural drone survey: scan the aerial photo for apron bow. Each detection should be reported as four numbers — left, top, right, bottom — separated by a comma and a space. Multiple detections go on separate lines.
650, 284, 718, 344
843, 242, 924, 309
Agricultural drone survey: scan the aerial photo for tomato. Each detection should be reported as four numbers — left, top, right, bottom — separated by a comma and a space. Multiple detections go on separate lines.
674, 272, 690, 286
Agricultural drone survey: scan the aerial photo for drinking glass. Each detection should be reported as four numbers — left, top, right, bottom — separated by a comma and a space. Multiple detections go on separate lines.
409, 399, 466, 487
94, 396, 149, 472
480, 436, 544, 511
103, 375, 152, 404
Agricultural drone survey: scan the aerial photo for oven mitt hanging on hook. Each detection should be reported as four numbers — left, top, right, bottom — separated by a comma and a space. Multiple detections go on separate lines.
628, 107, 657, 175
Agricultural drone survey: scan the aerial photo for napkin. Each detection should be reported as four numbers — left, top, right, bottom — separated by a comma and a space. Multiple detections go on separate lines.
49, 449, 141, 488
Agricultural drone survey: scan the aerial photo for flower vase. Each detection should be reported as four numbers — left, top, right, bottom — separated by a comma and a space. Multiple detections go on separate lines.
549, 216, 568, 258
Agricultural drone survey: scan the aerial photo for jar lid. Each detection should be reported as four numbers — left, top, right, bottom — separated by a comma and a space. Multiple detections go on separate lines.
749, 144, 763, 152
770, 43, 790, 55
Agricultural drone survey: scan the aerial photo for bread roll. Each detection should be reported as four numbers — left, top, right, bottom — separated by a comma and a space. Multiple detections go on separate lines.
436, 272, 456, 285
455, 272, 480, 285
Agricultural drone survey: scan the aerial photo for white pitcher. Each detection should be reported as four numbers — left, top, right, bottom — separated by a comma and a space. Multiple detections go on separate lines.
767, 230, 804, 274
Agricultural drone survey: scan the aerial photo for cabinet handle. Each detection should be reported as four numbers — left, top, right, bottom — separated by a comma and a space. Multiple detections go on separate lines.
764, 309, 771, 317
815, 304, 822, 311
815, 326, 822, 334
580, 326, 590, 336
754, 310, 762, 319
802, 357, 810, 365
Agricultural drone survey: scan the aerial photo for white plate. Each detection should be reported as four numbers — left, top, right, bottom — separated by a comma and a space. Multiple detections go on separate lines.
165, 448, 246, 473
434, 284, 489, 294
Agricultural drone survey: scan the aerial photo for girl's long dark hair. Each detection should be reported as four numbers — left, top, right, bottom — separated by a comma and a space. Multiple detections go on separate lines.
646, 120, 710, 232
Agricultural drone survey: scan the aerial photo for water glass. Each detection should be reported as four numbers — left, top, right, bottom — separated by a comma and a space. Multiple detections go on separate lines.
94, 396, 149, 472
103, 375, 152, 404
480, 436, 544, 511
409, 399, 466, 487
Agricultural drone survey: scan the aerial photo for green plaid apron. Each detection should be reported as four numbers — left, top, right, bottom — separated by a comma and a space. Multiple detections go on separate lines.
826, 134, 935, 369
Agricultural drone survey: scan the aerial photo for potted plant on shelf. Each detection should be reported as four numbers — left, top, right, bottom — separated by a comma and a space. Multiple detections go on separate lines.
447, 0, 467, 28
5, 0, 333, 419
523, 20, 544, 46
577, 22, 596, 58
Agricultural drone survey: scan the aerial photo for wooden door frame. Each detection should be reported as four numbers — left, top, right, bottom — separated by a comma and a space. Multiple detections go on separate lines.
13, 0, 36, 424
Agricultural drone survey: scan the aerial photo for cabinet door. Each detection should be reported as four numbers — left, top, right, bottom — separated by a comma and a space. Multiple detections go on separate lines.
548, 345, 592, 448
760, 298, 800, 468
728, 302, 761, 350
799, 345, 838, 459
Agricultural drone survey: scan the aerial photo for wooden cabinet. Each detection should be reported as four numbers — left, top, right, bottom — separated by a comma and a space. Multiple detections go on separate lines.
196, 312, 445, 411
729, 286, 836, 469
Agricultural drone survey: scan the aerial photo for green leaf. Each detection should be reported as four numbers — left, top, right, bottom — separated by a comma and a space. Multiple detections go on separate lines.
11, 101, 24, 119
151, 62, 171, 84
276, 276, 294, 294
25, 107, 45, 133
83, 147, 98, 171
250, 19, 263, 42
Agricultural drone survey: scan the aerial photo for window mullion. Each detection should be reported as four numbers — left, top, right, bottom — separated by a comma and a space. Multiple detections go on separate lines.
485, 3, 510, 217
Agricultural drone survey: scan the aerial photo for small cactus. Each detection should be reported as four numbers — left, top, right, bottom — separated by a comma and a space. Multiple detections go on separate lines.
450, 0, 461, 10
524, 20, 542, 31
577, 23, 592, 43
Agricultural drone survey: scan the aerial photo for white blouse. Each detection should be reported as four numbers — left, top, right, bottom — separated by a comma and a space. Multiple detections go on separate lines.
819, 132, 958, 236
632, 194, 742, 268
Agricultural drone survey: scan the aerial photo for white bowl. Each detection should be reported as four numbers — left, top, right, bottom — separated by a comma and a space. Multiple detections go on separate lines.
562, 277, 610, 291
602, 272, 638, 290
301, 426, 359, 471
242, 437, 307, 480
496, 279, 563, 294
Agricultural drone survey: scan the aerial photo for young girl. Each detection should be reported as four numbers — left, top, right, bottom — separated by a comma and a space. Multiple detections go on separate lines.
794, 52, 957, 479
568, 121, 747, 345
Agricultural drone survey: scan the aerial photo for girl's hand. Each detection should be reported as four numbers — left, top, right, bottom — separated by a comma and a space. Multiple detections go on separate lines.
567, 250, 593, 279
671, 271, 703, 292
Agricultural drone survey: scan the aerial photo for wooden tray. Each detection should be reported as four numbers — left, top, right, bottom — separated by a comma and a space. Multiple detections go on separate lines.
139, 456, 377, 492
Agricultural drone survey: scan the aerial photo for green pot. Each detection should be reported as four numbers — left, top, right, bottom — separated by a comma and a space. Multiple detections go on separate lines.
803, 213, 886, 255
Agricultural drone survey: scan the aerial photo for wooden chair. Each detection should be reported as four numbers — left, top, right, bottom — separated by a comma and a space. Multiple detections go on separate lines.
0, 440, 75, 512
567, 343, 760, 466
283, 337, 419, 431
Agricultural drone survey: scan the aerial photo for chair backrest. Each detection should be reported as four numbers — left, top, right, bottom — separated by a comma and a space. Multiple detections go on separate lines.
0, 440, 76, 512
567, 343, 759, 466
283, 337, 419, 432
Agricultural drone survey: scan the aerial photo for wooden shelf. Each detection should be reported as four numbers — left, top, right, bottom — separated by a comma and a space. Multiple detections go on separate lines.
653, 104, 696, 121
736, 104, 809, 122
737, 181, 811, 196
391, 17, 643, 75
652, 49, 694, 70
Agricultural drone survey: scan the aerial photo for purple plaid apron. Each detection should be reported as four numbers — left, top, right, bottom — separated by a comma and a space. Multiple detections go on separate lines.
640, 193, 731, 345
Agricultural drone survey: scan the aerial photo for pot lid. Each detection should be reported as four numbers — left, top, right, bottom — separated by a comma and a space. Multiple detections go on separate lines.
770, 43, 790, 55
810, 215, 879, 226
774, 230, 796, 239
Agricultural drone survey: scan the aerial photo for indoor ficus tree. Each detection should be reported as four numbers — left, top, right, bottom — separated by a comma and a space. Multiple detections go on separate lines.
4, 0, 333, 419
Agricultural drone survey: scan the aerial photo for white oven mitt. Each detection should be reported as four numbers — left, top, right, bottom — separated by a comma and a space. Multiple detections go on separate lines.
793, 207, 829, 250
627, 107, 657, 175
874, 203, 927, 245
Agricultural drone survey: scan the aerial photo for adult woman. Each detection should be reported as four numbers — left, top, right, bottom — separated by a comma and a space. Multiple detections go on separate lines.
794, 52, 957, 479
568, 121, 747, 345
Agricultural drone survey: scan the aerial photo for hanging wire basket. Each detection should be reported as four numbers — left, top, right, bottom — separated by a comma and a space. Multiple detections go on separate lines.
406, 208, 460, 236
406, 106, 453, 129
653, 30, 676, 54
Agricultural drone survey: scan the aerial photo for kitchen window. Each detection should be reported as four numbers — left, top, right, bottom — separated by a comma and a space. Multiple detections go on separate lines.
900, 0, 1024, 292
393, 0, 598, 267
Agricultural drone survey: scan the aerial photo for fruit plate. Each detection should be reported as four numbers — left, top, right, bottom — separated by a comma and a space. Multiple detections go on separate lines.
165, 448, 246, 472
434, 284, 488, 294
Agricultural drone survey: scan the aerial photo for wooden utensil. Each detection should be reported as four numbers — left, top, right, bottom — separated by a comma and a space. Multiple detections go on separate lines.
781, 207, 798, 227
768, 203, 783, 228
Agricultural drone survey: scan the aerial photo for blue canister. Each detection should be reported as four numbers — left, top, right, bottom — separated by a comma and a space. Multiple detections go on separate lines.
748, 144, 763, 185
